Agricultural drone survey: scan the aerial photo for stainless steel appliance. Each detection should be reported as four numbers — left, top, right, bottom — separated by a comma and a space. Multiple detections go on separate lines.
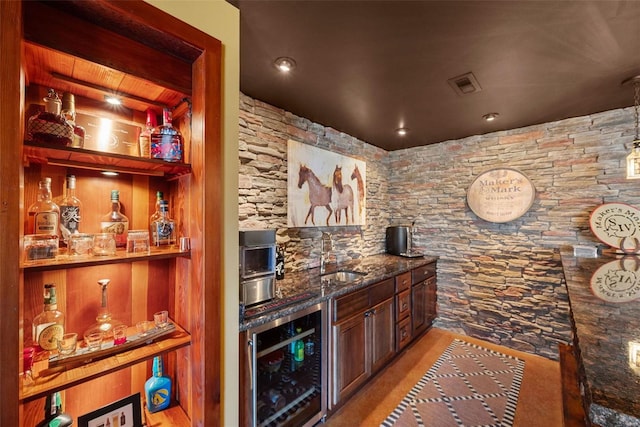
240, 229, 276, 306
245, 302, 327, 427
386, 225, 424, 257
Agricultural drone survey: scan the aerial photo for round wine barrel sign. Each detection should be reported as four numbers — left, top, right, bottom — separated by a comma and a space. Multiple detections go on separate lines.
467, 168, 535, 223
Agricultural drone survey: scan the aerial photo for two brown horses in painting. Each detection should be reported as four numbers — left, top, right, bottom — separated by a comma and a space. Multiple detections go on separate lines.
350, 164, 364, 218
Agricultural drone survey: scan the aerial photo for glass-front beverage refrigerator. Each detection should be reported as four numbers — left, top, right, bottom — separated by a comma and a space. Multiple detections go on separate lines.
246, 302, 326, 427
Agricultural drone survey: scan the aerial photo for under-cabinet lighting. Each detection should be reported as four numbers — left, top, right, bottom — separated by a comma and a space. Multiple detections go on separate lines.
104, 95, 122, 106
483, 113, 499, 122
395, 127, 408, 136
101, 171, 119, 177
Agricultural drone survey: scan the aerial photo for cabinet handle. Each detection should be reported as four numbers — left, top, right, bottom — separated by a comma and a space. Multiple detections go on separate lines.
402, 303, 408, 310
247, 340, 254, 391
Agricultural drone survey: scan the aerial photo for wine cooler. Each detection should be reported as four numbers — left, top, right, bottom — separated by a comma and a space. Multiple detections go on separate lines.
246, 302, 327, 427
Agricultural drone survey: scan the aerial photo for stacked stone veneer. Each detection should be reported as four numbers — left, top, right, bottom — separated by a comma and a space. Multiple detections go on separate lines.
240, 91, 640, 360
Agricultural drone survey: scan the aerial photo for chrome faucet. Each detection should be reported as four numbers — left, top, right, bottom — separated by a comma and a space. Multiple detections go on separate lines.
320, 232, 333, 274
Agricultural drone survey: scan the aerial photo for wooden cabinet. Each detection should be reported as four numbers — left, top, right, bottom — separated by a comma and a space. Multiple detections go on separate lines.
411, 263, 437, 339
1, 2, 223, 425
330, 278, 394, 407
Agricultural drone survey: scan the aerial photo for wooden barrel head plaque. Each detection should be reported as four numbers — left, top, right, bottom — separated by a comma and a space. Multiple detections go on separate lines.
467, 168, 535, 223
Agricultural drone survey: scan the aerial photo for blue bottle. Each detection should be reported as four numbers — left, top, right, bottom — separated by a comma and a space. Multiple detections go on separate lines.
145, 356, 172, 413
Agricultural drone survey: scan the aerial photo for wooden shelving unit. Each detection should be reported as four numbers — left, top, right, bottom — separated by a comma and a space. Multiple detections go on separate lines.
1, 1, 224, 425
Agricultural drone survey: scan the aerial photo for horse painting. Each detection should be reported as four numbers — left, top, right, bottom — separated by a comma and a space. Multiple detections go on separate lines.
350, 164, 364, 218
297, 164, 333, 226
332, 165, 355, 224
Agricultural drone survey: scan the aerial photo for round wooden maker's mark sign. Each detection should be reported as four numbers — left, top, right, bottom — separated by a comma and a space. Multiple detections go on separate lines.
467, 168, 535, 223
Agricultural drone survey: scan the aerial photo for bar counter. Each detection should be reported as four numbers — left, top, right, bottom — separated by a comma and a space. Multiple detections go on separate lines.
561, 248, 640, 427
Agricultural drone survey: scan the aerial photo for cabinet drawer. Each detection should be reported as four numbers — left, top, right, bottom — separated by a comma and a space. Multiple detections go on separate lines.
396, 316, 412, 351
334, 287, 369, 323
370, 278, 394, 307
395, 272, 411, 292
412, 262, 436, 285
396, 289, 410, 320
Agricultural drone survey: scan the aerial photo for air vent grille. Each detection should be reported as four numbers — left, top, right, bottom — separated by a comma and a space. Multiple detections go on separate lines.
448, 72, 482, 96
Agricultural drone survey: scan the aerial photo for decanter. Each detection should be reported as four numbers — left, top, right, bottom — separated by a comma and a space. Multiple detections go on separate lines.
27, 89, 74, 146
84, 279, 123, 341
150, 107, 183, 162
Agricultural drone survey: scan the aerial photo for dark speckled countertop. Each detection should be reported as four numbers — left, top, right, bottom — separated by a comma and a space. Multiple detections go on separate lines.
239, 253, 437, 332
561, 249, 640, 427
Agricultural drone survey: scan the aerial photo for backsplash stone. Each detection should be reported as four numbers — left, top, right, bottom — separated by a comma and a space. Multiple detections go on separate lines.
239, 91, 639, 360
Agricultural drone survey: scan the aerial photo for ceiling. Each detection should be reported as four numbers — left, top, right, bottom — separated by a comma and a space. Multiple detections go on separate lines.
230, 0, 640, 151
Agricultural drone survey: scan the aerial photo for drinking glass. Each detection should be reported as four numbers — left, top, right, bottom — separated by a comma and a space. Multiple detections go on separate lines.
126, 230, 150, 254
57, 332, 78, 355
84, 331, 103, 351
113, 324, 127, 346
93, 233, 116, 256
154, 310, 169, 328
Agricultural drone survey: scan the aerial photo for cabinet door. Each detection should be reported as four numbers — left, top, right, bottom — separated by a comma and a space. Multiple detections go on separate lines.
369, 297, 395, 374
332, 313, 368, 405
412, 281, 427, 337
425, 275, 437, 325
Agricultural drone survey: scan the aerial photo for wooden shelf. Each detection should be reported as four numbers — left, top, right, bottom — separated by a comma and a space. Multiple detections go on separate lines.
145, 404, 191, 426
23, 140, 191, 178
22, 246, 190, 271
20, 320, 190, 402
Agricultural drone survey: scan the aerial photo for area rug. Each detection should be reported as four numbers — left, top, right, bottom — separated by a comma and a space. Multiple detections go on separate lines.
380, 339, 525, 427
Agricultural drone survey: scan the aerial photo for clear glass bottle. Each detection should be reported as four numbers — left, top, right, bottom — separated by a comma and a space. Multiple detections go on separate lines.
150, 107, 183, 162
58, 174, 82, 245
61, 92, 85, 148
27, 177, 60, 238
149, 191, 164, 225
27, 89, 74, 146
32, 283, 64, 354
100, 190, 129, 248
139, 108, 157, 158
84, 279, 123, 341
151, 200, 176, 246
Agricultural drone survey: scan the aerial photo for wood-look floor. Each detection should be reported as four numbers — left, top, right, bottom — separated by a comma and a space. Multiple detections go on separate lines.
324, 328, 563, 427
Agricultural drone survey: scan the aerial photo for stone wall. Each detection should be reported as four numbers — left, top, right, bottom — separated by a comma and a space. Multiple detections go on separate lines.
239, 90, 639, 360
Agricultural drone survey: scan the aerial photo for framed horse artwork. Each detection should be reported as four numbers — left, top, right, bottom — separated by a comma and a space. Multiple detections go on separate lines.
287, 140, 366, 227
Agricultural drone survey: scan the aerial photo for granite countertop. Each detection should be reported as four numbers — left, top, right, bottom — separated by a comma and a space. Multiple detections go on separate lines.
560, 248, 640, 427
239, 253, 437, 332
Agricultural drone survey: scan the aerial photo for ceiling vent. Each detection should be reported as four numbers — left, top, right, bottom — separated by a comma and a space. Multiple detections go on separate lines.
448, 72, 482, 96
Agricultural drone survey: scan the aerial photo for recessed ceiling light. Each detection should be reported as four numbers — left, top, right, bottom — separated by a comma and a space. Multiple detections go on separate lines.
396, 127, 408, 136
274, 57, 296, 73
483, 113, 499, 122
104, 95, 122, 106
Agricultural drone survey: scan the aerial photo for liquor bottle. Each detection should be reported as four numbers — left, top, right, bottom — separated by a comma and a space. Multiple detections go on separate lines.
61, 92, 85, 148
294, 327, 305, 362
100, 190, 129, 248
27, 88, 74, 146
150, 107, 183, 162
139, 108, 157, 158
32, 283, 64, 354
275, 245, 285, 280
58, 174, 82, 245
150, 200, 176, 246
145, 356, 172, 413
35, 392, 72, 427
27, 177, 60, 238
149, 191, 164, 225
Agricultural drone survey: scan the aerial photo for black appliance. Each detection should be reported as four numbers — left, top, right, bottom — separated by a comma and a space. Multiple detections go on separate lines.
386, 225, 424, 258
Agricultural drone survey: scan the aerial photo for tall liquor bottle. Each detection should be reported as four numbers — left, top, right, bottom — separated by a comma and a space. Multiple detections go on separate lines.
149, 191, 164, 225
58, 174, 82, 245
27, 177, 60, 238
150, 200, 176, 246
145, 356, 172, 413
61, 92, 85, 148
150, 107, 183, 162
139, 108, 157, 158
32, 283, 64, 354
100, 190, 129, 247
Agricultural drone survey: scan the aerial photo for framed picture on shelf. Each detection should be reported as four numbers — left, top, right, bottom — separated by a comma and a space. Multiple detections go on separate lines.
77, 393, 143, 427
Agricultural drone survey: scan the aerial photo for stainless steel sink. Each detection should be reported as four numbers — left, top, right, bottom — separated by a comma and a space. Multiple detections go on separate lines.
320, 270, 366, 285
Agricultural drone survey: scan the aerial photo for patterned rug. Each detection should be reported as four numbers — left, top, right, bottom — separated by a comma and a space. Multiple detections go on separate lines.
381, 339, 525, 427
